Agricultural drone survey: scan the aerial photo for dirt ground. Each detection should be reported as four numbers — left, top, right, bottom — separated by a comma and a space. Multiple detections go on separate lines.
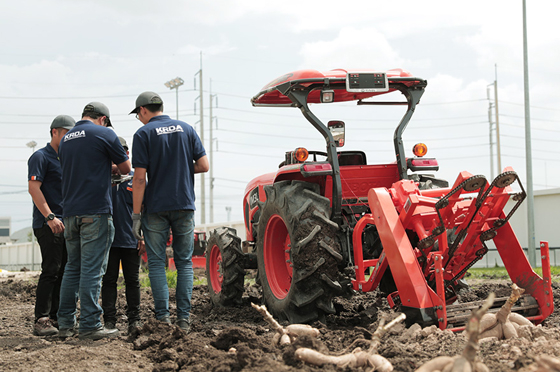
0, 269, 558, 372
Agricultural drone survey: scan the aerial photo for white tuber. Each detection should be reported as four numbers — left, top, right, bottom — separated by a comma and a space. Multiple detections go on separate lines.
415, 293, 495, 372
295, 313, 406, 372
479, 284, 534, 340
250, 302, 320, 345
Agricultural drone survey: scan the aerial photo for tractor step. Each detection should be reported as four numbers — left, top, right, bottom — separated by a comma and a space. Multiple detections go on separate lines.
445, 294, 539, 327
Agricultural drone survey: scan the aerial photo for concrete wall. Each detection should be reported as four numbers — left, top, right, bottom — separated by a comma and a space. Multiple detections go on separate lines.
0, 242, 41, 271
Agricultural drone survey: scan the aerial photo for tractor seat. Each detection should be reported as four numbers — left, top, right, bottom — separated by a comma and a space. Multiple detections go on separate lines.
338, 151, 367, 166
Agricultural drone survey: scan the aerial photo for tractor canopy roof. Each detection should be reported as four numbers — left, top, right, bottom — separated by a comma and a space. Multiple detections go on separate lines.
251, 68, 424, 106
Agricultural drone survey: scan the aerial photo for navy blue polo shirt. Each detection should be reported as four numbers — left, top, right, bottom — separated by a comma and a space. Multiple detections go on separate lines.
132, 115, 206, 214
59, 120, 129, 218
28, 143, 64, 229
112, 172, 136, 248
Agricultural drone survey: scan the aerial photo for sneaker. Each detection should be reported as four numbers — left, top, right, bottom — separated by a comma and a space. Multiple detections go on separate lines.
79, 327, 120, 340
104, 321, 116, 330
159, 316, 172, 325
58, 327, 77, 339
176, 318, 191, 333
128, 320, 142, 336
33, 317, 58, 336
49, 319, 59, 329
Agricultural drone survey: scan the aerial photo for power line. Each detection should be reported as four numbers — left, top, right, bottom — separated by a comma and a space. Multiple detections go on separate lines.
501, 113, 560, 124
215, 150, 279, 158
0, 89, 197, 100
500, 100, 560, 112
500, 121, 560, 132
500, 133, 560, 143
501, 153, 560, 162
213, 177, 254, 184
0, 190, 27, 195
421, 98, 487, 105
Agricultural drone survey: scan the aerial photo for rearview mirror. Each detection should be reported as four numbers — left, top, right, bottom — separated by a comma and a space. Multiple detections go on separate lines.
328, 121, 345, 147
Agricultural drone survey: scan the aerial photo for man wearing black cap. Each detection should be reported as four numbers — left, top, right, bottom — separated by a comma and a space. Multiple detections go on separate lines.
101, 136, 145, 336
57, 102, 131, 340
130, 91, 208, 331
28, 115, 75, 336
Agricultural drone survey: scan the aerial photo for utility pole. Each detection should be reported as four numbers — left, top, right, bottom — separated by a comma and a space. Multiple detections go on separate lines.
26, 140, 37, 271
226, 206, 231, 223
487, 65, 502, 180
209, 79, 218, 224
523, 0, 536, 267
487, 85, 495, 180
494, 65, 501, 174
194, 52, 206, 225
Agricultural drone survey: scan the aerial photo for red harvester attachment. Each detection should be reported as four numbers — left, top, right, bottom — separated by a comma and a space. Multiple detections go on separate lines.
205, 68, 553, 330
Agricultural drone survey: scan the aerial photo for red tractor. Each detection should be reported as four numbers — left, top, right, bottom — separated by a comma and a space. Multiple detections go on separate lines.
206, 68, 554, 329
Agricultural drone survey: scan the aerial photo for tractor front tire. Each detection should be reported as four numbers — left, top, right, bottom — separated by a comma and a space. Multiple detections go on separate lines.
257, 180, 343, 324
206, 227, 245, 307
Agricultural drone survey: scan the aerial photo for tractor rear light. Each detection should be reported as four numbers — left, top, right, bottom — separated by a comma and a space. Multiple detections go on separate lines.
294, 147, 309, 162
407, 157, 439, 171
413, 143, 428, 157
301, 162, 332, 177
320, 89, 335, 103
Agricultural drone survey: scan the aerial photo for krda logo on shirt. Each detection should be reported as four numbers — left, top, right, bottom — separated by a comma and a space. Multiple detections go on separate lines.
155, 125, 184, 135
63, 130, 86, 142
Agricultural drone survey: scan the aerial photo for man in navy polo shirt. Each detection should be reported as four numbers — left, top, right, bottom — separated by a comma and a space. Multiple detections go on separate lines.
130, 91, 208, 331
101, 137, 145, 336
58, 102, 131, 340
28, 114, 75, 336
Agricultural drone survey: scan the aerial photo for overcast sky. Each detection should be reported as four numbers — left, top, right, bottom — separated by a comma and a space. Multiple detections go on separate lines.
1, 0, 559, 234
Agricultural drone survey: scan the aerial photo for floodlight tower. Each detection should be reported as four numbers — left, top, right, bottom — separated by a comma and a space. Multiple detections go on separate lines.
164, 77, 184, 120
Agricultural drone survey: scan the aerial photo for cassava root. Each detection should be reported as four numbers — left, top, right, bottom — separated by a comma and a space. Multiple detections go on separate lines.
415, 293, 495, 372
250, 303, 320, 345
479, 283, 534, 340
294, 313, 406, 372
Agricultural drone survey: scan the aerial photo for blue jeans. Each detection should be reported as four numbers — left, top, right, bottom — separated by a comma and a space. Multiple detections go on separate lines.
142, 210, 194, 320
58, 215, 114, 332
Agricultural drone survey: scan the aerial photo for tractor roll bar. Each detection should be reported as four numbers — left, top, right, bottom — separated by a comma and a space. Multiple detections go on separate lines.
284, 87, 344, 225
255, 76, 427, 222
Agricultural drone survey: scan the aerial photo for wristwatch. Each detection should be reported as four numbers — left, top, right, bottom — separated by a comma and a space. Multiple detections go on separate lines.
45, 213, 56, 222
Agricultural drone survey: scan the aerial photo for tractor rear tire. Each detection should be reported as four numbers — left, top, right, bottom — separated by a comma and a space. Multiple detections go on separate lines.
206, 227, 245, 307
256, 180, 343, 324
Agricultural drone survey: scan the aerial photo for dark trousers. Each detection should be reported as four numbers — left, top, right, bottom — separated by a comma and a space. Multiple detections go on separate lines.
101, 247, 141, 324
34, 224, 67, 322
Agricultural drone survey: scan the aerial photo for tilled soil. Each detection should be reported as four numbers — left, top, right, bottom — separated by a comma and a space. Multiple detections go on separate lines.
0, 270, 558, 372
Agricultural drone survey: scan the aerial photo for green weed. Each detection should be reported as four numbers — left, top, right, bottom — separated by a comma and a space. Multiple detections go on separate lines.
467, 266, 560, 282
139, 269, 207, 288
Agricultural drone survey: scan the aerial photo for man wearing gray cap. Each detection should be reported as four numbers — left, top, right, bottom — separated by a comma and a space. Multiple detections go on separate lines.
57, 102, 131, 340
130, 91, 208, 331
28, 115, 75, 336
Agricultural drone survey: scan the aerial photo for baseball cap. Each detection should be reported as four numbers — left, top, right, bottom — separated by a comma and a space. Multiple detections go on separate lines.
83, 101, 112, 127
129, 91, 163, 114
50, 115, 76, 130
118, 136, 128, 151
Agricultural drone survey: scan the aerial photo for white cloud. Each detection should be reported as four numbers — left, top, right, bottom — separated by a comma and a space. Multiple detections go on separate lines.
176, 41, 236, 57
299, 27, 403, 71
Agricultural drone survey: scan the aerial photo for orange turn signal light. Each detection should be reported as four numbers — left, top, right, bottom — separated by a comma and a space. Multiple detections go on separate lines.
294, 147, 309, 162
413, 143, 428, 157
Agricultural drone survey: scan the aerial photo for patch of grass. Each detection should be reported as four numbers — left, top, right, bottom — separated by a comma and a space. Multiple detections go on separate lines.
193, 275, 206, 286
467, 266, 560, 282
139, 269, 207, 288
